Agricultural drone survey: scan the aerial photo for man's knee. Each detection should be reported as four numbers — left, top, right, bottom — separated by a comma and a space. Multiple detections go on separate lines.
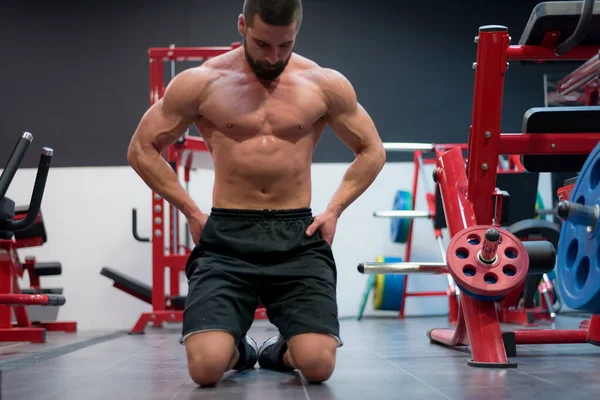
188, 356, 226, 387
288, 334, 337, 383
185, 331, 236, 387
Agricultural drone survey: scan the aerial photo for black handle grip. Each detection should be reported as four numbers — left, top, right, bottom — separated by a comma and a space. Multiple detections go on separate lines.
555, 0, 595, 56
8, 148, 53, 232
132, 208, 151, 242
0, 132, 33, 201
522, 241, 557, 275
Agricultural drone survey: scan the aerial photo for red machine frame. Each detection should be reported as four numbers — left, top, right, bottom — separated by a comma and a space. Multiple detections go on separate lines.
428, 27, 600, 366
0, 219, 77, 343
399, 145, 525, 323
131, 42, 269, 334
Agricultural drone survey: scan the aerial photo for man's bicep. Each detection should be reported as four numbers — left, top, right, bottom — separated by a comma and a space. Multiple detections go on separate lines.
134, 99, 195, 152
327, 103, 379, 153
131, 70, 203, 152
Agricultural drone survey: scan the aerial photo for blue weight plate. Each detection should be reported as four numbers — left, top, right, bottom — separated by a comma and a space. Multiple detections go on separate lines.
378, 257, 405, 311
557, 141, 600, 313
390, 190, 412, 244
380, 275, 405, 311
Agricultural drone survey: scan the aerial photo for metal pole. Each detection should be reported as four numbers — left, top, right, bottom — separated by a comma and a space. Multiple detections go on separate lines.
373, 210, 431, 219
383, 143, 435, 152
357, 261, 448, 275
436, 236, 459, 295
417, 154, 432, 195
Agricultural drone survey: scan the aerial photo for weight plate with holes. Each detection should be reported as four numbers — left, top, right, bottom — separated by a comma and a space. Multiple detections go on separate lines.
390, 190, 413, 244
372, 256, 405, 311
446, 225, 529, 299
556, 141, 600, 313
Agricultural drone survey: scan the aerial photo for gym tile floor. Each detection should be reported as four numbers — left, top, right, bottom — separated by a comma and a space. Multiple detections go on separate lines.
1, 315, 599, 399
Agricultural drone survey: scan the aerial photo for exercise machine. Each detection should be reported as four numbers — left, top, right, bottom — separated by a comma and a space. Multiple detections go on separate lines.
358, 0, 600, 367
366, 144, 560, 325
0, 132, 77, 342
101, 42, 269, 334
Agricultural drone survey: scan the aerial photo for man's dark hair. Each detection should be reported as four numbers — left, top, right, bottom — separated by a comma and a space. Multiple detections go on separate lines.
243, 0, 303, 29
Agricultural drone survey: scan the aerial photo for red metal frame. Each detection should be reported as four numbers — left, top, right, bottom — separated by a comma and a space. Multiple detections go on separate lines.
129, 43, 268, 334
0, 240, 76, 343
428, 26, 600, 366
399, 145, 524, 323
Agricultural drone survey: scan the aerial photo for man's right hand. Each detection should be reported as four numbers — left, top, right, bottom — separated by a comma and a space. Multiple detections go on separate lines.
188, 211, 210, 245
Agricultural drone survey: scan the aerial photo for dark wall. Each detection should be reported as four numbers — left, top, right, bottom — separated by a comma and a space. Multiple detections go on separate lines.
0, 0, 576, 168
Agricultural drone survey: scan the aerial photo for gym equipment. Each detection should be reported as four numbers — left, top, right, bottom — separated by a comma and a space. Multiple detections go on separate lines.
358, 0, 600, 367
555, 141, 600, 313
389, 191, 413, 243
372, 144, 540, 321
497, 218, 563, 325
372, 145, 467, 321
0, 133, 77, 342
100, 43, 269, 334
357, 256, 406, 319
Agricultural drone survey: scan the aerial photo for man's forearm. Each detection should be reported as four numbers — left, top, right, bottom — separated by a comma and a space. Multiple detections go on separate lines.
326, 146, 386, 217
128, 145, 201, 218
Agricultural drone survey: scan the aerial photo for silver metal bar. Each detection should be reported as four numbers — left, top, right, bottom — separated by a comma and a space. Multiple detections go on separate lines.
383, 142, 435, 152
541, 289, 557, 320
436, 236, 447, 264
185, 180, 191, 249
417, 154, 432, 195
557, 51, 600, 95
373, 210, 431, 219
358, 262, 448, 275
536, 209, 557, 215
436, 236, 459, 295
170, 44, 176, 81
540, 273, 557, 320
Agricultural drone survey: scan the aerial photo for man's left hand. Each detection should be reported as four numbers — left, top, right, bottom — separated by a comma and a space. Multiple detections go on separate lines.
305, 210, 339, 246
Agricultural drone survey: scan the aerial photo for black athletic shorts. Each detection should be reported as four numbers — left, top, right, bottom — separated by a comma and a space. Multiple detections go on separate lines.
180, 208, 342, 347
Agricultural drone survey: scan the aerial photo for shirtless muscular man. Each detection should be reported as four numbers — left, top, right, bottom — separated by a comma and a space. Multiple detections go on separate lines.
127, 0, 385, 387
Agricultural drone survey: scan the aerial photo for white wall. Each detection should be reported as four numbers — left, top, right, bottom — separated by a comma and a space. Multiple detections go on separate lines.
2, 161, 555, 331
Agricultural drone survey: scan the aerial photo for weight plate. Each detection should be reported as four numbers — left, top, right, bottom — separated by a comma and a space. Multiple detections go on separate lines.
390, 190, 412, 243
446, 225, 529, 299
372, 256, 405, 311
556, 141, 600, 313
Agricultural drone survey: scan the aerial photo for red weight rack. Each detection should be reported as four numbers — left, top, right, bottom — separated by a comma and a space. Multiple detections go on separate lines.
426, 25, 600, 366
391, 144, 525, 323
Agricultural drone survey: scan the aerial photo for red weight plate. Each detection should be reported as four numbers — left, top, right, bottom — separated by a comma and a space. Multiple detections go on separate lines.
447, 225, 529, 298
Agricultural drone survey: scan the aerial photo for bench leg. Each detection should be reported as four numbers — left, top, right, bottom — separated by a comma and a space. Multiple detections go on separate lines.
33, 321, 77, 333
130, 311, 183, 334
0, 327, 46, 343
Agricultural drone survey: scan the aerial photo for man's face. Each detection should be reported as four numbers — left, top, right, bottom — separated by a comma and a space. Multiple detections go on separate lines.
239, 15, 298, 80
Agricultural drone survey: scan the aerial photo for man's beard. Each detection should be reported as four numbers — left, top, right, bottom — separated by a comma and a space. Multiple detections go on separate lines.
243, 38, 292, 80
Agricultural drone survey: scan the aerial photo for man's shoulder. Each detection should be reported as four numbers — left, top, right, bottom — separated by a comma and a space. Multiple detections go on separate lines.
292, 54, 345, 80
292, 59, 354, 111
175, 50, 242, 85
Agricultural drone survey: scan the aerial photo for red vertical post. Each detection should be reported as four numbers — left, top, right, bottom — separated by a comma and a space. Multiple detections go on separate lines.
588, 314, 600, 344
167, 146, 181, 298
467, 26, 510, 225
436, 148, 510, 366
435, 148, 477, 237
0, 245, 13, 329
150, 57, 166, 314
399, 151, 421, 318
